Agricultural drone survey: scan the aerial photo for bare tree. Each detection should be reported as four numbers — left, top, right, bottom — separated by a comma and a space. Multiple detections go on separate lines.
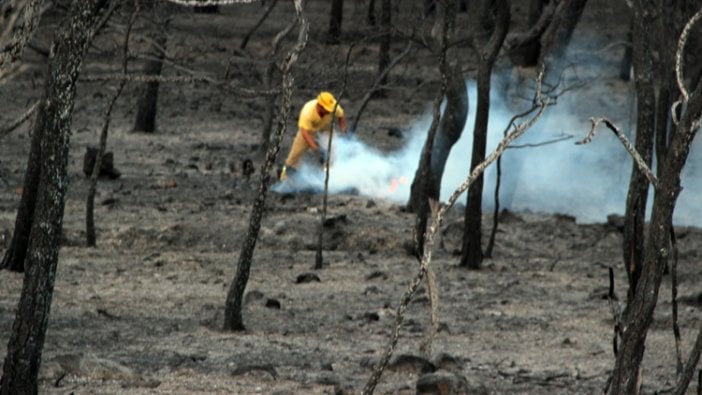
460, 0, 509, 269
407, 0, 464, 256
87, 2, 136, 247
590, 8, 702, 393
621, 0, 656, 305
1, 1, 110, 393
223, 0, 308, 331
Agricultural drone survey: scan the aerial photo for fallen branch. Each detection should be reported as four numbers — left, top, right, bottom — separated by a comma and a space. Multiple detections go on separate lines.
362, 68, 549, 395
576, 117, 658, 189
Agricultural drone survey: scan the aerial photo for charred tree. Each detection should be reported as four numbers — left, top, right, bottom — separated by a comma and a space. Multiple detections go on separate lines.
327, 0, 343, 44
1, 0, 109, 393
621, 0, 656, 304
133, 3, 169, 133
0, 106, 45, 272
460, 0, 509, 270
407, 0, 462, 255
223, 0, 308, 331
87, 2, 135, 247
607, 7, 702, 394
538, 0, 587, 87
608, 63, 702, 395
619, 19, 633, 81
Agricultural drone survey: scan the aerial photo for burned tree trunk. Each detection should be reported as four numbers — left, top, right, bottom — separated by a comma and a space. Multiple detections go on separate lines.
327, 0, 343, 44
1, 1, 109, 393
133, 4, 169, 133
538, 0, 588, 87
622, 0, 655, 303
407, 0, 462, 255
607, 6, 702, 393
460, 0, 509, 270
376, 0, 392, 98
223, 0, 308, 331
0, 106, 46, 273
508, 0, 550, 67
609, 72, 702, 395
367, 0, 376, 26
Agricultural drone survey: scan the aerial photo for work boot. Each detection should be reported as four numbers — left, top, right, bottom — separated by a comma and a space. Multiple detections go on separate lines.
279, 165, 298, 181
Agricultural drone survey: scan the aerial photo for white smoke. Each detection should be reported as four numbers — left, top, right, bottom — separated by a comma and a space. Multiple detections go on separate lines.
276, 78, 702, 227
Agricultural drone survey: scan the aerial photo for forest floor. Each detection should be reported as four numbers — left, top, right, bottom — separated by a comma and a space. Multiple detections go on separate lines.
2, 1, 702, 394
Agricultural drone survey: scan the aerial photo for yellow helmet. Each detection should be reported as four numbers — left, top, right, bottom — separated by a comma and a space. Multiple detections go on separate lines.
317, 91, 337, 112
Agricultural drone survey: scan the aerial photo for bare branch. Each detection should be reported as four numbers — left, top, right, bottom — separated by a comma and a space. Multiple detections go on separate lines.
350, 41, 413, 133
508, 133, 573, 149
240, 0, 277, 50
0, 100, 39, 138
576, 117, 659, 189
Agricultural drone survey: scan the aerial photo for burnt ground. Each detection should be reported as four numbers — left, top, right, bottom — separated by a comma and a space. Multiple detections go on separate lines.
2, 1, 702, 394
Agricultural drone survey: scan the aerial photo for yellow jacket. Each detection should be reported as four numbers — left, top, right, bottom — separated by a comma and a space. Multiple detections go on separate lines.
298, 99, 345, 133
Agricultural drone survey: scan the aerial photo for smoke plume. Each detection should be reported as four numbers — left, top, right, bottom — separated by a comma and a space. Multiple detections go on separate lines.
276, 78, 702, 227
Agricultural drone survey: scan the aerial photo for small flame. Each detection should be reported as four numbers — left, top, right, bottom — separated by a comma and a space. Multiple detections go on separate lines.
388, 176, 409, 193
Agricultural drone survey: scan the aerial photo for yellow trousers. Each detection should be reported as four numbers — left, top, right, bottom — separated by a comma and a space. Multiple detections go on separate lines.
281, 129, 334, 181
284, 129, 313, 170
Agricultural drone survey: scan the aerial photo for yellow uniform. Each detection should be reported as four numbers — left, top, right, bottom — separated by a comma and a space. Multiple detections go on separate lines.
281, 92, 346, 180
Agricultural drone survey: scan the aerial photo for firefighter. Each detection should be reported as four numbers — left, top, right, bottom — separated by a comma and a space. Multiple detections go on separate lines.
279, 91, 347, 181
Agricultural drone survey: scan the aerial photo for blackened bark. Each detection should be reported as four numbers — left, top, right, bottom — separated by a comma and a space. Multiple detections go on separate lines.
609, 74, 702, 395
1, 1, 108, 393
223, 0, 308, 331
622, 0, 655, 305
0, 107, 45, 273
538, 0, 588, 87
133, 9, 168, 134
407, 0, 457, 255
619, 20, 633, 81
376, 0, 391, 98
461, 0, 509, 270
327, 0, 343, 44
511, 0, 547, 66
